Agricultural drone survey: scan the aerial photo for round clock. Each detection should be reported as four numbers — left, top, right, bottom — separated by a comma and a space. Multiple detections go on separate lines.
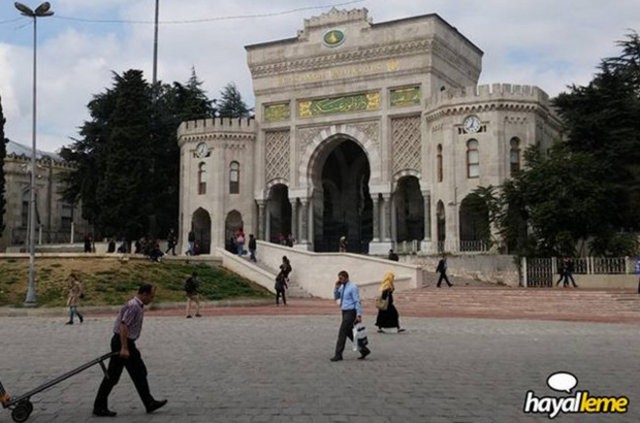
195, 142, 209, 158
463, 115, 481, 133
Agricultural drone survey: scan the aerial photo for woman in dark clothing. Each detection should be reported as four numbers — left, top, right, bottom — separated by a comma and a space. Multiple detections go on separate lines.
375, 271, 405, 333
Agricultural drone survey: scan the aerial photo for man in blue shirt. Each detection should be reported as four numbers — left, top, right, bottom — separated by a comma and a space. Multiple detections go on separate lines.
330, 270, 371, 361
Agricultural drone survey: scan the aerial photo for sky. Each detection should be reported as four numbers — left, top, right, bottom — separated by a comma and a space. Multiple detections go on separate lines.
0, 0, 638, 153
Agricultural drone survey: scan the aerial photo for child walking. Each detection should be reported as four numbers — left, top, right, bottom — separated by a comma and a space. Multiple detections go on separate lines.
66, 273, 84, 324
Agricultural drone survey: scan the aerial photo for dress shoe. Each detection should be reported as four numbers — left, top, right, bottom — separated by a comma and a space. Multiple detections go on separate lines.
397, 328, 406, 333
329, 356, 343, 362
92, 407, 117, 417
146, 399, 167, 414
79, 314, 84, 323
357, 349, 370, 360
65, 321, 73, 325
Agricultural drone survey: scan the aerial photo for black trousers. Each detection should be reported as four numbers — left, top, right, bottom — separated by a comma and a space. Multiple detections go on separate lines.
437, 272, 452, 287
94, 334, 153, 409
275, 288, 286, 305
334, 309, 370, 358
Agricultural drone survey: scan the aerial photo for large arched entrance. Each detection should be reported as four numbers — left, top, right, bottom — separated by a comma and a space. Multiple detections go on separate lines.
268, 184, 292, 244
192, 207, 211, 254
312, 138, 372, 252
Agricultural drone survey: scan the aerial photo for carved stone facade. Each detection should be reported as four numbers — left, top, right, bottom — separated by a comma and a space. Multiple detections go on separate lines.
177, 8, 562, 255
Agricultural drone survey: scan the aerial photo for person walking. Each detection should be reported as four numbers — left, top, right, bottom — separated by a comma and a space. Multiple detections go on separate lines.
93, 283, 167, 417
184, 272, 202, 318
65, 273, 84, 325
436, 255, 453, 287
165, 229, 177, 256
561, 257, 578, 288
274, 271, 288, 306
330, 270, 371, 361
375, 271, 405, 333
555, 258, 567, 287
186, 230, 196, 256
248, 234, 257, 262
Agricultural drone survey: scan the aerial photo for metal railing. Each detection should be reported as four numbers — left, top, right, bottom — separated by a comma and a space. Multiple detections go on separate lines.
523, 256, 636, 287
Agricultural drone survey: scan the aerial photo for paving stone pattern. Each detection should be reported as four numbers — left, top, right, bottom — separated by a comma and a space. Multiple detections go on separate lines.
1, 308, 639, 422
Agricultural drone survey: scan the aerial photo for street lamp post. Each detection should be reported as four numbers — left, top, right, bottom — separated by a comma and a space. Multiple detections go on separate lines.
14, 1, 54, 305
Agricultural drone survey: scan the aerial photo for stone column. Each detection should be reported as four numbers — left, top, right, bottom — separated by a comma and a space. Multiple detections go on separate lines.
256, 200, 266, 241
371, 194, 380, 242
382, 194, 392, 242
265, 201, 271, 243
290, 199, 298, 242
422, 191, 431, 241
299, 198, 308, 243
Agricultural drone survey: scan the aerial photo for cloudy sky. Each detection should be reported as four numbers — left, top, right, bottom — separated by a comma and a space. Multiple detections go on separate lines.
0, 0, 638, 153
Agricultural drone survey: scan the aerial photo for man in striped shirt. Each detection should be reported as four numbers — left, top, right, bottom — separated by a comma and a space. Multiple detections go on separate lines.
93, 283, 167, 417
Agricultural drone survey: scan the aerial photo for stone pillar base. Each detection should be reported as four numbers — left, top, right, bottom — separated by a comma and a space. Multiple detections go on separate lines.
293, 242, 313, 251
369, 241, 394, 255
420, 240, 435, 255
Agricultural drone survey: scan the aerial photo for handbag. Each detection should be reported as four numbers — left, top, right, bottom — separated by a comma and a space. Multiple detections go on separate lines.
375, 296, 388, 311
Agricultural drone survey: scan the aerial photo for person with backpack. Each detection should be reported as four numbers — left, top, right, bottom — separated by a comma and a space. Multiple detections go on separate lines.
184, 272, 201, 318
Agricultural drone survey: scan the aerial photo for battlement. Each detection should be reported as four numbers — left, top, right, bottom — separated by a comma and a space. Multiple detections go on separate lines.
303, 7, 370, 31
430, 83, 550, 108
178, 117, 256, 137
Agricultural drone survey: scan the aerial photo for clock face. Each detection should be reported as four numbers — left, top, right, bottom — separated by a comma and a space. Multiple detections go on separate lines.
195, 142, 209, 158
463, 116, 481, 133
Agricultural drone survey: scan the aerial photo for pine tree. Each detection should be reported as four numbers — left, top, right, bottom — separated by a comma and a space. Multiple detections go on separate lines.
217, 82, 252, 118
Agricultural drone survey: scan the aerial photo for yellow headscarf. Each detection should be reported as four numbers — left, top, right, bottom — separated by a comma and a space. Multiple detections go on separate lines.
380, 271, 395, 292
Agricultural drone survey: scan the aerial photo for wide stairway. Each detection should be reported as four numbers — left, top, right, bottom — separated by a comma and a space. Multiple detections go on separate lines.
392, 285, 640, 323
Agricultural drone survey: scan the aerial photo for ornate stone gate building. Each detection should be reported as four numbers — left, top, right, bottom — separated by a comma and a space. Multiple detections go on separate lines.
177, 8, 561, 255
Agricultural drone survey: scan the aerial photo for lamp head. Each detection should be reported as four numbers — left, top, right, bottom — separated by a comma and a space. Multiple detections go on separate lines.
34, 2, 54, 16
14, 2, 34, 16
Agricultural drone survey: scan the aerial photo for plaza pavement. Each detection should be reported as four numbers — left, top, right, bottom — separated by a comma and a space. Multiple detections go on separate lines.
1, 287, 639, 422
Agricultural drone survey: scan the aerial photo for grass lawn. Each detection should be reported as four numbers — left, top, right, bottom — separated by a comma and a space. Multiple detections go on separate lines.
0, 257, 271, 307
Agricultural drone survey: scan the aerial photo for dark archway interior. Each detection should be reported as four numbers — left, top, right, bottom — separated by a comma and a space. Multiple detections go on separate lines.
268, 184, 292, 243
193, 207, 212, 254
315, 139, 372, 252
395, 176, 424, 242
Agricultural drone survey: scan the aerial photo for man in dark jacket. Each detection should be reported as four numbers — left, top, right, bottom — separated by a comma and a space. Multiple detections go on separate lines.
436, 255, 453, 287
248, 234, 257, 262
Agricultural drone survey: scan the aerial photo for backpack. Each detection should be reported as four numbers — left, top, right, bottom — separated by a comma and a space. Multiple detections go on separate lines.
184, 277, 197, 293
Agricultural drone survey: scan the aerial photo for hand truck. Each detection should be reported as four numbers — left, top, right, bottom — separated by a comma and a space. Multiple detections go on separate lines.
1, 352, 117, 422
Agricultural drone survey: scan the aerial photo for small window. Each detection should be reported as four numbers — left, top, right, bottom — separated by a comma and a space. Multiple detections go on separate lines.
229, 161, 240, 194
467, 139, 479, 178
198, 162, 207, 195
509, 137, 521, 176
437, 144, 443, 182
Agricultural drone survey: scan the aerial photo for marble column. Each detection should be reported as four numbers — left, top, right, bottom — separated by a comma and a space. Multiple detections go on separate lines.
256, 200, 266, 241
382, 194, 392, 242
371, 194, 380, 242
299, 199, 308, 243
290, 199, 298, 243
422, 191, 431, 241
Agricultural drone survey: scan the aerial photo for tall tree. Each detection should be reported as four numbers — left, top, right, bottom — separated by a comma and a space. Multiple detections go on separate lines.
0, 95, 6, 234
217, 82, 252, 118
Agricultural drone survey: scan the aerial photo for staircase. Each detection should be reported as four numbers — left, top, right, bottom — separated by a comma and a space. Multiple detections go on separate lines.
392, 286, 640, 323
241, 256, 313, 298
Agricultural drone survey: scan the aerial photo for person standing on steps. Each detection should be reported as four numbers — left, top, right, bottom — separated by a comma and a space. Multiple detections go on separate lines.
330, 270, 371, 362
93, 283, 167, 417
436, 254, 453, 287
248, 234, 257, 262
65, 273, 84, 325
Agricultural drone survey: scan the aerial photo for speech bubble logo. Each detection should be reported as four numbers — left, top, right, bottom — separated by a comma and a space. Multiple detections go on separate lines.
547, 372, 578, 393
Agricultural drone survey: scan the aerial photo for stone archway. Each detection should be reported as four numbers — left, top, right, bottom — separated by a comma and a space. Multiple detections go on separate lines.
267, 184, 292, 244
459, 193, 490, 252
192, 207, 211, 254
310, 137, 373, 252
394, 176, 424, 242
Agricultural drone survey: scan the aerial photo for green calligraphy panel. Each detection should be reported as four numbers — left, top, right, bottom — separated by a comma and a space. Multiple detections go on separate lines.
298, 92, 380, 118
264, 103, 290, 122
390, 86, 421, 107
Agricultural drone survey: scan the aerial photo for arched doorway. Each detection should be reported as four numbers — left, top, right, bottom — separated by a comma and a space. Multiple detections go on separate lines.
225, 210, 243, 252
436, 200, 446, 253
268, 184, 292, 244
192, 207, 211, 254
312, 138, 372, 252
459, 194, 490, 252
394, 176, 424, 243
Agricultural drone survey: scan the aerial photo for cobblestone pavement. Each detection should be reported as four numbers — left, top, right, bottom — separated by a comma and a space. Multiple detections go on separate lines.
1, 310, 639, 422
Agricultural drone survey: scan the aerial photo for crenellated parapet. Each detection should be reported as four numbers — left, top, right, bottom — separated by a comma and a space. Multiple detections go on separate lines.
301, 7, 370, 34
177, 117, 256, 146
425, 83, 556, 121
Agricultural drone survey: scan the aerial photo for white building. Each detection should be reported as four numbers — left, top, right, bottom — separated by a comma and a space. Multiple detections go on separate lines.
177, 8, 561, 255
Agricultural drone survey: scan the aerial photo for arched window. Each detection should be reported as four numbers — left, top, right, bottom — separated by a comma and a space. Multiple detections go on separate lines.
229, 161, 240, 194
197, 162, 207, 195
510, 137, 521, 176
437, 144, 443, 182
467, 139, 479, 178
